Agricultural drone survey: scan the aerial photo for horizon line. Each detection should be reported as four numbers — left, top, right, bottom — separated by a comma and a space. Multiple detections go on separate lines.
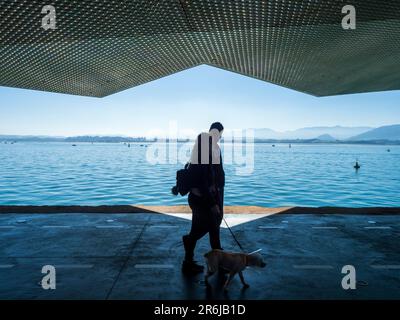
1, 123, 400, 138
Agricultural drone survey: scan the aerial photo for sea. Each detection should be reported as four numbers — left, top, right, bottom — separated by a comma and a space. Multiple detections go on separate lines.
0, 142, 399, 207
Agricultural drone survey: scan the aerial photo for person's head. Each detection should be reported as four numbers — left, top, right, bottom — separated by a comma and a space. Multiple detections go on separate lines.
209, 122, 224, 141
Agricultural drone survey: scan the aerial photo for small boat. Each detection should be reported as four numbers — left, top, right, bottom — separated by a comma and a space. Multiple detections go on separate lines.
272, 144, 276, 147
387, 149, 391, 152
72, 144, 77, 147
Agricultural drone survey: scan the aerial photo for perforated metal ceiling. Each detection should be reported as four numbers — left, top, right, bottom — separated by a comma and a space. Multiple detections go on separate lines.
0, 0, 399, 97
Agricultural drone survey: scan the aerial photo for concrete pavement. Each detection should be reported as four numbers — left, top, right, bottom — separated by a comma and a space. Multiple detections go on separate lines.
0, 211, 399, 299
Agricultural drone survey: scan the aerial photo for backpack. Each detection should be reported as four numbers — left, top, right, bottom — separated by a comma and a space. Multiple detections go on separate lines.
171, 134, 212, 196
171, 162, 192, 196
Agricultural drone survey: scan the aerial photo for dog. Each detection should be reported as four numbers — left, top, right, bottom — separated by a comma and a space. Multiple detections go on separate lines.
204, 249, 266, 291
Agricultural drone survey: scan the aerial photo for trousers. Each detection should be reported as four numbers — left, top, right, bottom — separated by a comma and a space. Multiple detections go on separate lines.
183, 192, 223, 261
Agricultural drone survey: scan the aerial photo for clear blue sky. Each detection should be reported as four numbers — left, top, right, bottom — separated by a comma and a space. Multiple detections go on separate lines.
0, 65, 399, 137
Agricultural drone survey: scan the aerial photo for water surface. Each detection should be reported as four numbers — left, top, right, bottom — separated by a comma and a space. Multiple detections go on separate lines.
0, 142, 399, 207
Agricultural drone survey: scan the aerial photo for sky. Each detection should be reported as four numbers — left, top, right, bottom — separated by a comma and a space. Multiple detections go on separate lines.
0, 64, 399, 137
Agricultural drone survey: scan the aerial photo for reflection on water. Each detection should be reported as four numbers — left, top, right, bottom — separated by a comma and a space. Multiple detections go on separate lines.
0, 142, 399, 207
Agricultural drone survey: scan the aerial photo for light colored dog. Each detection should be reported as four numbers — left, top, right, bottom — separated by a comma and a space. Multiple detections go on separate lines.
204, 249, 266, 291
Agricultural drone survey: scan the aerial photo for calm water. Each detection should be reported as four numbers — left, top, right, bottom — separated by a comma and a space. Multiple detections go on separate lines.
0, 142, 399, 207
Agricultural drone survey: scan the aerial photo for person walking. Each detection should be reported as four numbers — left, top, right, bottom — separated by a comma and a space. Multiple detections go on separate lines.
182, 122, 225, 274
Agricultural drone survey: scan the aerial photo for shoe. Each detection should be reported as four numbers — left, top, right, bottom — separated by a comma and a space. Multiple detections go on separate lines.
182, 260, 204, 274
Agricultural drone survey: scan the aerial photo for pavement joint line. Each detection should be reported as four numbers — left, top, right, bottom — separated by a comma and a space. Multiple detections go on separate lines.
364, 226, 392, 229
0, 225, 141, 229
149, 225, 179, 228
134, 264, 174, 269
312, 226, 338, 229
55, 264, 94, 269
0, 264, 14, 269
0, 256, 130, 259
258, 226, 285, 229
95, 225, 125, 228
42, 225, 71, 228
371, 265, 400, 269
293, 265, 334, 269
105, 215, 152, 300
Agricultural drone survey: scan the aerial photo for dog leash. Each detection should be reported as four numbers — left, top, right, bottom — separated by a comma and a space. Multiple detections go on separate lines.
222, 216, 245, 252
223, 217, 264, 256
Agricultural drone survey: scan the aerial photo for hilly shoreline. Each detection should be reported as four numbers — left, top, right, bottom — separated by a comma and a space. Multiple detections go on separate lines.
1, 125, 400, 144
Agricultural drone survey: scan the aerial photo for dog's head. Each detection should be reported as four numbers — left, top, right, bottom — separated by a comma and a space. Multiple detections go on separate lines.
247, 253, 266, 268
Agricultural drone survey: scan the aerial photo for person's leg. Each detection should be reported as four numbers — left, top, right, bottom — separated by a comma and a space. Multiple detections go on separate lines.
182, 215, 208, 273
209, 224, 222, 250
182, 194, 209, 273
183, 209, 208, 261
209, 204, 223, 250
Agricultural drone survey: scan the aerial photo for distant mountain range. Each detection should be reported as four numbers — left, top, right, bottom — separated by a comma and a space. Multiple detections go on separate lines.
252, 125, 400, 143
64, 136, 147, 143
253, 126, 373, 140
349, 125, 400, 141
0, 135, 63, 142
1, 125, 400, 143
315, 134, 337, 142
0, 135, 148, 143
